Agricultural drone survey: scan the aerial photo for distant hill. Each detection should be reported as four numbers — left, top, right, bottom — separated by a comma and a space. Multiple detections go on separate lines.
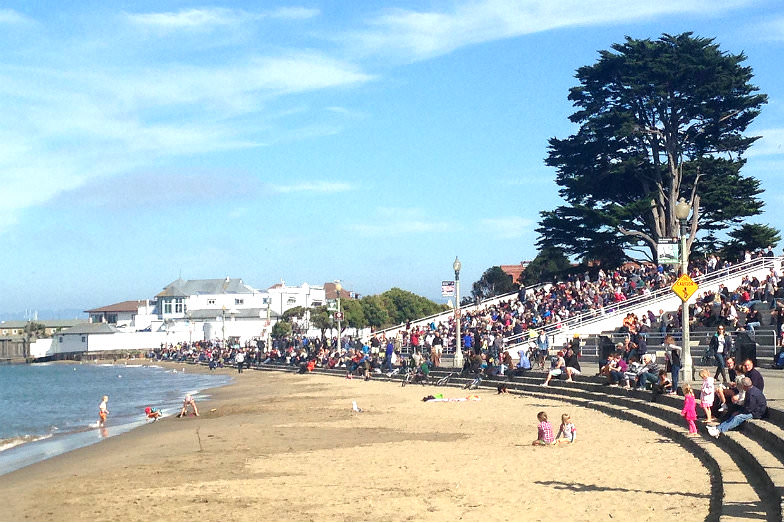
0, 309, 88, 321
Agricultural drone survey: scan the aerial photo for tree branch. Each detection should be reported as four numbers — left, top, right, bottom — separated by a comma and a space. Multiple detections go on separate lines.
618, 226, 656, 247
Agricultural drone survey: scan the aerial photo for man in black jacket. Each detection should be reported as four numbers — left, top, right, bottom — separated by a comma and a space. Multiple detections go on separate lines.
708, 377, 766, 437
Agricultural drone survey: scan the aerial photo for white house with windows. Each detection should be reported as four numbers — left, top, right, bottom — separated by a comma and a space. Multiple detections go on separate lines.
266, 280, 326, 317
85, 300, 156, 330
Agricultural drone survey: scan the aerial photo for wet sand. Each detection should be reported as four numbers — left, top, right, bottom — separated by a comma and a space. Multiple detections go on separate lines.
0, 363, 710, 521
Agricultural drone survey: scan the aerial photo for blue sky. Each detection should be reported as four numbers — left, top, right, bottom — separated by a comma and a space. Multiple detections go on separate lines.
1, 0, 783, 315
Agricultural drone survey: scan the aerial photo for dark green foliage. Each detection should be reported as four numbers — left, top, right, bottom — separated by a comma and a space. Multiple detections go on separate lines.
519, 246, 574, 286
471, 266, 519, 301
721, 224, 781, 261
271, 320, 292, 339
541, 32, 767, 263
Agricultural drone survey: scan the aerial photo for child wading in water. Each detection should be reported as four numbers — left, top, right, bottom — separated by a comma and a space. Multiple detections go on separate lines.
555, 413, 577, 444
681, 383, 698, 436
532, 411, 555, 445
98, 395, 109, 427
699, 368, 716, 424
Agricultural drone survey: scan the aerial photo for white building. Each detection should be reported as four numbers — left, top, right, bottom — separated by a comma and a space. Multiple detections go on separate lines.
85, 300, 156, 330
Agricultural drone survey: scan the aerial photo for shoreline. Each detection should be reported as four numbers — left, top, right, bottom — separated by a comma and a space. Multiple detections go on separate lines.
0, 359, 233, 476
1, 363, 711, 521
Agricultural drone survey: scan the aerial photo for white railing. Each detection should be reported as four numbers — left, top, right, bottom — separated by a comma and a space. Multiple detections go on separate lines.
504, 256, 782, 350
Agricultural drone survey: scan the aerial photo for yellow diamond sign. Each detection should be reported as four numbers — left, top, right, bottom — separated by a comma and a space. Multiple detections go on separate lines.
672, 274, 698, 302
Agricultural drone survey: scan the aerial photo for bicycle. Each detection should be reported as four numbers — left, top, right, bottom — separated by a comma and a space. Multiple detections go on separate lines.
463, 372, 483, 390
435, 372, 455, 386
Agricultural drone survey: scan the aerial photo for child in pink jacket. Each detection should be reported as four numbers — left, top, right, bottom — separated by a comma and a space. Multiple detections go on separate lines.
681, 383, 698, 436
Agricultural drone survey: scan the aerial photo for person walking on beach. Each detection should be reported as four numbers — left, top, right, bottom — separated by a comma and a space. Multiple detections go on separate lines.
98, 395, 109, 427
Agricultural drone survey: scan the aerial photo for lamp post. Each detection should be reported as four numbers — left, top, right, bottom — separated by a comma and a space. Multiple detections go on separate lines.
675, 197, 693, 383
221, 305, 226, 348
453, 257, 463, 370
335, 281, 342, 349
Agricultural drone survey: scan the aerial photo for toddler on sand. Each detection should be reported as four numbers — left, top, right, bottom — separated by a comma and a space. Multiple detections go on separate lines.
556, 413, 577, 444
532, 411, 555, 445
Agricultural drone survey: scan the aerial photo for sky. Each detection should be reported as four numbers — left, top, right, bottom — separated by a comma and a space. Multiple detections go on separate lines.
1, 0, 783, 317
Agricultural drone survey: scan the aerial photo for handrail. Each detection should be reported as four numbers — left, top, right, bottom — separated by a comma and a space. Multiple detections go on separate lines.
374, 281, 546, 338
503, 256, 781, 348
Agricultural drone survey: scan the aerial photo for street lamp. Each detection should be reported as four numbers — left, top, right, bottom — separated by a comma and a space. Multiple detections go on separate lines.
221, 305, 226, 348
675, 197, 693, 383
335, 281, 342, 349
453, 257, 463, 370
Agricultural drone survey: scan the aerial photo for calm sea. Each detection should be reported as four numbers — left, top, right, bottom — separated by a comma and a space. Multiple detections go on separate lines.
0, 362, 230, 475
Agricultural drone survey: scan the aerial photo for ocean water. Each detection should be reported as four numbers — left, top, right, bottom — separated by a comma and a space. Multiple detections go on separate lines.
0, 362, 230, 475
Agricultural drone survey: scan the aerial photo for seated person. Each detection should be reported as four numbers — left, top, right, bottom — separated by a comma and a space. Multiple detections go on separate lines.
651, 369, 671, 396
513, 348, 532, 376
623, 357, 641, 389
636, 354, 660, 391
708, 377, 767, 438
542, 351, 566, 387
606, 353, 628, 386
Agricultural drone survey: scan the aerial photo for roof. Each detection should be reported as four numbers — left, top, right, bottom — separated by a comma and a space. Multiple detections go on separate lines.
500, 264, 529, 284
185, 308, 266, 320
85, 300, 148, 314
156, 278, 255, 298
57, 323, 118, 335
324, 282, 352, 300
0, 320, 87, 329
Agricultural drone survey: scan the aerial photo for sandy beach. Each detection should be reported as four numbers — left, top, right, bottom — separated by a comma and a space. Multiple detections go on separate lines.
0, 363, 711, 522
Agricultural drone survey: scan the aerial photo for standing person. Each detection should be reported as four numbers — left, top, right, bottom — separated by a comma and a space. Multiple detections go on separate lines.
681, 384, 698, 436
709, 325, 732, 383
98, 395, 109, 427
431, 332, 442, 368
177, 395, 199, 418
532, 411, 555, 446
383, 339, 395, 374
699, 369, 716, 424
664, 336, 682, 395
536, 330, 549, 370
235, 350, 244, 373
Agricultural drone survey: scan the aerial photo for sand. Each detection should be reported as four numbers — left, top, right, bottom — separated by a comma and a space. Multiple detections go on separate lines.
0, 363, 711, 522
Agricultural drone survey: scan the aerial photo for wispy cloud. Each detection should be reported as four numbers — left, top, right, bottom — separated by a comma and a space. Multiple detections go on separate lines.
348, 0, 752, 61
348, 208, 452, 237
480, 216, 534, 239
747, 128, 784, 156
125, 6, 320, 31
746, 15, 784, 41
0, 8, 32, 25
271, 181, 354, 194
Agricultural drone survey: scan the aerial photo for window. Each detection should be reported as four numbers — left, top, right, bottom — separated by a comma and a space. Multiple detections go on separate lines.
163, 299, 172, 314
235, 298, 244, 305
81, 336, 86, 343
175, 298, 184, 313
287, 297, 296, 305
107, 314, 118, 324
59, 337, 63, 343
208, 299, 215, 305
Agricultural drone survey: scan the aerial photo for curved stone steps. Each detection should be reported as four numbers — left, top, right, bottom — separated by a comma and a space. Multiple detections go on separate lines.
246, 363, 784, 521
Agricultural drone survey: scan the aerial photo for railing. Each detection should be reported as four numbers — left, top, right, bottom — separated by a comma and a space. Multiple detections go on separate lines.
503, 256, 782, 350
374, 281, 548, 339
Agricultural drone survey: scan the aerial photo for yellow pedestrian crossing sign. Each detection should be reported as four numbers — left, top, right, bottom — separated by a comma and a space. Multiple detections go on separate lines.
672, 274, 698, 301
